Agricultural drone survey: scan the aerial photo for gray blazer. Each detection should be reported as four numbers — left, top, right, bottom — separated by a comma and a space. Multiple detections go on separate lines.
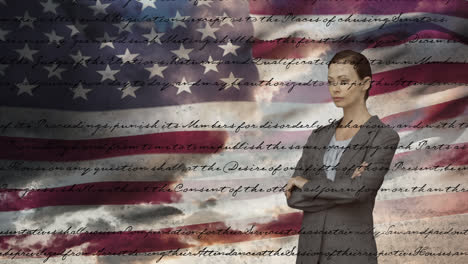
287, 115, 400, 264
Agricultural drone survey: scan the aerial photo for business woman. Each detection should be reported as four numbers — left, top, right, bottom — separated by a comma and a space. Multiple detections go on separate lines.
285, 50, 400, 264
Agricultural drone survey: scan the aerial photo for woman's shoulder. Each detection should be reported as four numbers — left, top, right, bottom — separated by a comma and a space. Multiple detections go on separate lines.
307, 122, 333, 142
307, 115, 400, 143
311, 118, 339, 134
373, 118, 400, 143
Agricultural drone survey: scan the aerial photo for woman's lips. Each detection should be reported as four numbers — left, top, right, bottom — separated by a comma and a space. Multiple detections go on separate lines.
333, 97, 343, 101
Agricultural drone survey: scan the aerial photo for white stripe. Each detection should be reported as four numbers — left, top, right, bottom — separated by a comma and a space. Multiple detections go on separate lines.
396, 123, 468, 155
255, 42, 468, 82
1, 189, 464, 233
3, 214, 466, 263
0, 194, 294, 230
3, 212, 467, 264
1, 140, 467, 189
1, 113, 467, 188
1, 162, 465, 207
362, 42, 468, 73
367, 85, 466, 116
379, 169, 468, 201
1, 158, 466, 203
1, 84, 466, 140
252, 13, 468, 40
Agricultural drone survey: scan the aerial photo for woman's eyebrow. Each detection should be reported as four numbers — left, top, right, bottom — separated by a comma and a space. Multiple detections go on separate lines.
328, 75, 348, 79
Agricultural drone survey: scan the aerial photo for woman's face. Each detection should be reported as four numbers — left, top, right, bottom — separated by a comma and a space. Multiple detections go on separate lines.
327, 63, 370, 108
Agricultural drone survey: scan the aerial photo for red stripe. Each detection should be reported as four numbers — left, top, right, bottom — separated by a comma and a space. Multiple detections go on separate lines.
2, 142, 466, 211
0, 107, 466, 163
252, 31, 467, 59
382, 97, 468, 133
0, 130, 228, 161
301, 63, 468, 100
369, 64, 468, 96
0, 181, 183, 211
252, 39, 330, 59
374, 192, 468, 223
269, 64, 468, 103
367, 29, 468, 49
267, 106, 468, 145
394, 142, 468, 167
0, 192, 465, 259
249, 0, 467, 17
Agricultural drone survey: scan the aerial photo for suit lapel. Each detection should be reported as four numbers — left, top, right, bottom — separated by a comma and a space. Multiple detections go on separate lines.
315, 115, 380, 179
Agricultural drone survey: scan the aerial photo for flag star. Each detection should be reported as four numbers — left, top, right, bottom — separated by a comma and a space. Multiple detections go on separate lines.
196, 23, 217, 40
117, 82, 140, 98
66, 24, 80, 36
218, 12, 233, 27
171, 44, 193, 60
0, 64, 7, 75
98, 32, 115, 49
136, 0, 156, 11
44, 63, 66, 79
145, 64, 167, 78
90, 0, 110, 16
0, 27, 10, 41
15, 44, 38, 61
74, 20, 88, 32
70, 50, 91, 67
16, 11, 35, 29
41, 0, 59, 14
171, 11, 188, 29
117, 48, 139, 64
70, 82, 92, 100
219, 42, 240, 56
97, 65, 119, 81
202, 56, 219, 74
143, 27, 164, 45
197, 0, 213, 7
220, 72, 243, 90
16, 78, 38, 96
44, 30, 64, 45
115, 21, 135, 34
174, 77, 193, 95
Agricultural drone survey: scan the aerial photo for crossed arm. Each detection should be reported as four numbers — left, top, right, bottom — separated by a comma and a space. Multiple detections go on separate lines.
286, 130, 400, 213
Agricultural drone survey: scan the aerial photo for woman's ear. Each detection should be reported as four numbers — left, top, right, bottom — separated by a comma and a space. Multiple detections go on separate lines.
362, 76, 372, 90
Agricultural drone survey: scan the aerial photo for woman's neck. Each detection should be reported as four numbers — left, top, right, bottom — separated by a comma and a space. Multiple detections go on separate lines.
340, 102, 372, 127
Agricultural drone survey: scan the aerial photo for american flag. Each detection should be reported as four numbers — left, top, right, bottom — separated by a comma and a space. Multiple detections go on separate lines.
0, 0, 467, 263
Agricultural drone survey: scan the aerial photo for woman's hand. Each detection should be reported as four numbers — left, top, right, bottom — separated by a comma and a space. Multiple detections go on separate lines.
285, 176, 309, 199
285, 162, 368, 199
351, 161, 368, 179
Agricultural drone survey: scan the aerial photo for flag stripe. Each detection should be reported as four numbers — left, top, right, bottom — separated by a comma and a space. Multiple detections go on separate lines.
2, 99, 466, 161
1, 153, 467, 211
249, 0, 468, 17
2, 0, 466, 261
1, 85, 467, 140
0, 130, 228, 161
1, 113, 466, 193
251, 13, 468, 40
252, 33, 468, 59
0, 193, 466, 258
